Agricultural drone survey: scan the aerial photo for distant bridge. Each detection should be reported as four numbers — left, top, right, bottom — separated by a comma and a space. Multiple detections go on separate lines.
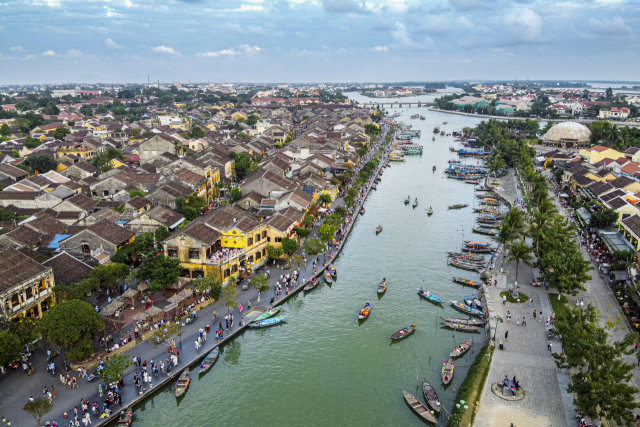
362, 101, 436, 108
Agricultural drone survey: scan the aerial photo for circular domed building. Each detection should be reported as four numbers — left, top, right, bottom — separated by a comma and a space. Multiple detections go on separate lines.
543, 122, 591, 148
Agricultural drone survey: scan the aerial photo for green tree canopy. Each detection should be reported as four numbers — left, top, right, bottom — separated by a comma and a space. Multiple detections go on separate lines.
37, 300, 104, 361
91, 146, 125, 174
23, 155, 58, 174
281, 237, 299, 257
99, 354, 132, 385
23, 397, 54, 427
0, 123, 10, 137
23, 136, 43, 149
249, 273, 270, 302
220, 277, 239, 313
231, 187, 241, 203
192, 276, 223, 300
303, 238, 325, 256
266, 244, 284, 259
53, 126, 70, 140
590, 208, 618, 228
295, 227, 311, 239
129, 189, 145, 198
136, 251, 182, 293
0, 330, 23, 367
190, 126, 206, 138
317, 224, 336, 243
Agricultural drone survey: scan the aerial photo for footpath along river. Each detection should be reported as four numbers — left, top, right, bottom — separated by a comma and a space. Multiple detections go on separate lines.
129, 102, 494, 427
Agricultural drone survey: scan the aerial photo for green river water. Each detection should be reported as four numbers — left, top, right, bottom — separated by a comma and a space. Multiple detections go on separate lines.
132, 94, 493, 426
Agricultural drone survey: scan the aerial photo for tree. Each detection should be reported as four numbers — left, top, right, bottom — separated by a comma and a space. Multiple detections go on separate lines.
552, 304, 639, 425
23, 155, 58, 174
231, 187, 241, 203
334, 206, 348, 217
486, 155, 506, 182
92, 146, 125, 174
23, 136, 43, 149
304, 238, 325, 256
220, 277, 239, 314
136, 251, 182, 293
12, 149, 19, 158
266, 244, 283, 260
37, 300, 104, 361
0, 331, 23, 367
230, 152, 255, 179
23, 397, 54, 427
494, 222, 515, 251
129, 189, 145, 198
590, 208, 618, 228
318, 224, 336, 245
0, 123, 10, 137
281, 237, 299, 259
249, 273, 270, 302
324, 214, 345, 228
79, 105, 94, 116
191, 127, 206, 138
53, 126, 70, 140
192, 276, 223, 300
318, 194, 332, 206
504, 240, 534, 295
295, 227, 311, 239
527, 209, 551, 260
7, 317, 39, 344
605, 87, 613, 101
99, 354, 132, 385
0, 208, 16, 221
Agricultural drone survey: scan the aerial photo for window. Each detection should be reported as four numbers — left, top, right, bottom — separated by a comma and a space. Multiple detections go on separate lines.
267, 237, 271, 242
168, 248, 178, 258
188, 249, 200, 259
255, 233, 260, 242
224, 269, 230, 278
275, 237, 282, 243
103, 190, 109, 196
92, 191, 97, 196
81, 244, 90, 254
247, 237, 253, 246
262, 248, 266, 257
231, 264, 238, 273
262, 230, 267, 238
255, 252, 261, 260
248, 255, 254, 263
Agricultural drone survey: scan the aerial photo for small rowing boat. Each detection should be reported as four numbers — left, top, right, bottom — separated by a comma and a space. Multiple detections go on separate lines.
448, 204, 469, 209
442, 321, 483, 331
441, 316, 487, 325
412, 199, 418, 207
303, 278, 320, 291
360, 208, 365, 215
447, 252, 484, 261
329, 266, 337, 277
254, 306, 281, 322
358, 304, 371, 320
377, 280, 387, 294
372, 184, 377, 190
472, 228, 496, 235
391, 323, 416, 340
432, 165, 436, 171
449, 340, 471, 358
450, 300, 485, 317
422, 379, 441, 413
198, 347, 219, 374
452, 277, 479, 287
417, 288, 443, 303
464, 295, 483, 308
117, 408, 132, 425
448, 260, 483, 271
376, 225, 382, 234
442, 360, 454, 384
427, 208, 433, 215
403, 390, 437, 424
404, 196, 410, 204
175, 368, 190, 397
249, 315, 287, 328
464, 241, 492, 248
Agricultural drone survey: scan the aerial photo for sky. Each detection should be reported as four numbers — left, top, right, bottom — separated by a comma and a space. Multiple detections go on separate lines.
0, 0, 639, 84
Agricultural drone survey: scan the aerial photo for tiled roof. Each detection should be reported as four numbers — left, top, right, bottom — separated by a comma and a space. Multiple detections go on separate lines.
42, 252, 93, 286
66, 194, 97, 211
610, 176, 636, 189
25, 214, 68, 235
600, 189, 625, 202
5, 226, 43, 247
89, 220, 134, 245
183, 222, 220, 246
0, 163, 28, 179
126, 196, 150, 210
0, 247, 48, 293
144, 205, 183, 227
267, 213, 296, 233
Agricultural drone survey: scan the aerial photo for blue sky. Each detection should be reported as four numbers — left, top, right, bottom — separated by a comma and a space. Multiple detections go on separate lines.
0, 0, 638, 84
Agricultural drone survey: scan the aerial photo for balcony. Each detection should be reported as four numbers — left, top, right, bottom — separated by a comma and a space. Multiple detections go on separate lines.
205, 248, 245, 265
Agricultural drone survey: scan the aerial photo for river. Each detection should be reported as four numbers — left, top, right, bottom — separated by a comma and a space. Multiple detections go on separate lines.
130, 97, 493, 427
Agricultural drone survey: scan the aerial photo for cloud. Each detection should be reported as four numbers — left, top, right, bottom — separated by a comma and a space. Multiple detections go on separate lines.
588, 17, 633, 36
504, 8, 542, 43
457, 16, 474, 29
66, 49, 84, 57
104, 38, 123, 49
448, 0, 486, 11
197, 45, 261, 57
225, 23, 244, 33
423, 15, 451, 34
238, 4, 264, 11
295, 31, 306, 38
151, 45, 179, 55
10, 46, 24, 52
322, 0, 368, 14
391, 22, 435, 51
248, 26, 266, 35
23, 54, 36, 60
369, 46, 388, 52
104, 7, 124, 18
42, 50, 56, 56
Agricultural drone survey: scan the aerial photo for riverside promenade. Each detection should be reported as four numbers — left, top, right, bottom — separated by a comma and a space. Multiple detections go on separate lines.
0, 125, 394, 427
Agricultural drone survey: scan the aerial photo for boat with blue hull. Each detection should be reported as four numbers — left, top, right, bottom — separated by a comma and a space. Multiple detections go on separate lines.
450, 300, 484, 317
249, 315, 287, 328
417, 289, 443, 303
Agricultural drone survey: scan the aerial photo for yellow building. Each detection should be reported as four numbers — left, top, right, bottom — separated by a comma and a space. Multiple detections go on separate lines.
578, 145, 624, 165
162, 206, 268, 282
56, 142, 97, 160
0, 247, 55, 320
231, 111, 248, 121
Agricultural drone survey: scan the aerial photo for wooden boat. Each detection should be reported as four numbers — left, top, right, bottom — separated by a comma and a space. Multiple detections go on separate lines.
358, 305, 371, 320
420, 116, 426, 120
403, 390, 437, 424
461, 246, 495, 254
422, 379, 441, 413
249, 315, 287, 328
452, 277, 479, 287
117, 407, 133, 425
442, 321, 483, 331
372, 184, 377, 190
175, 368, 190, 397
449, 341, 471, 358
412, 199, 418, 207
472, 228, 496, 235
447, 252, 484, 261
464, 295, 483, 308
404, 196, 410, 204
390, 324, 415, 340
254, 306, 281, 322
427, 208, 433, 215
432, 165, 436, 171
447, 204, 469, 209
198, 347, 219, 374
329, 266, 337, 277
304, 278, 320, 291
448, 260, 483, 271
466, 180, 479, 185
441, 316, 488, 325
479, 223, 500, 229
376, 225, 382, 234
417, 288, 443, 303
442, 360, 454, 384
450, 300, 485, 317
377, 280, 387, 294
360, 208, 365, 215
464, 241, 492, 248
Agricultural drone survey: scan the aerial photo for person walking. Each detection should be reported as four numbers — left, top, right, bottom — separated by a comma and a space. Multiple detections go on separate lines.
51, 384, 56, 399
505, 331, 508, 342
529, 298, 532, 307
522, 317, 526, 326
548, 340, 552, 351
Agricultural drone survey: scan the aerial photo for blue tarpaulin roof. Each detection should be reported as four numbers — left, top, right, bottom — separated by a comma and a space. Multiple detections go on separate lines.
48, 234, 71, 249
115, 220, 129, 225
479, 214, 497, 220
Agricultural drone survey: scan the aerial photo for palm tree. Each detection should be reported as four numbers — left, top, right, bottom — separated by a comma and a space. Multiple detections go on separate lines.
527, 209, 550, 260
494, 222, 515, 252
504, 208, 525, 238
504, 240, 534, 297
487, 156, 506, 182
